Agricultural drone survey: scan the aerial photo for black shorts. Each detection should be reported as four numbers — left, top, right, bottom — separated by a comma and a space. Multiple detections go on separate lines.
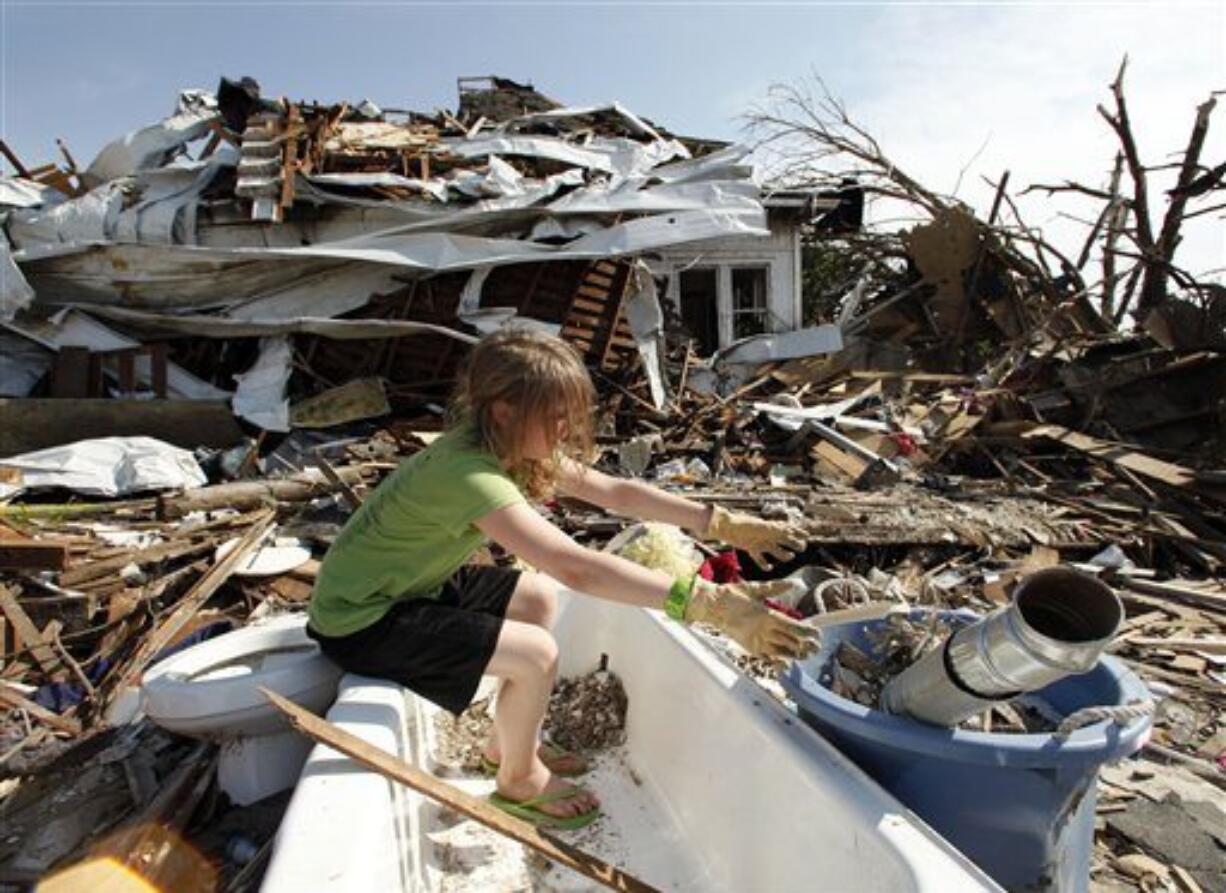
307, 564, 521, 715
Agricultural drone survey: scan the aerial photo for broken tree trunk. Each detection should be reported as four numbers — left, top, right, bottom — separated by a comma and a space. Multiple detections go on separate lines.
157, 466, 369, 519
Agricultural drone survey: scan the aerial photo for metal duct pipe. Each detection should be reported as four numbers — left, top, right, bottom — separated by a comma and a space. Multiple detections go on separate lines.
880, 568, 1123, 727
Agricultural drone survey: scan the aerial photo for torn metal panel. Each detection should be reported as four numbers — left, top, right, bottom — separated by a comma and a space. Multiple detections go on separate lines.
85, 304, 479, 344
1, 238, 36, 319
16, 245, 344, 308
17, 208, 768, 309
112, 159, 232, 245
499, 102, 667, 142
231, 335, 292, 431
0, 178, 65, 210
225, 262, 405, 322
714, 325, 844, 367
544, 179, 762, 215
622, 261, 668, 409
0, 332, 52, 396
6, 182, 125, 249
83, 90, 219, 187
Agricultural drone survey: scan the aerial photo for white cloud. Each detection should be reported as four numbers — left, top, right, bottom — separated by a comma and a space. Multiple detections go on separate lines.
760, 4, 1225, 282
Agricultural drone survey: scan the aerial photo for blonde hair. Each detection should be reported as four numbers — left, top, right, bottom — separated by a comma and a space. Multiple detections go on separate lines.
449, 328, 596, 499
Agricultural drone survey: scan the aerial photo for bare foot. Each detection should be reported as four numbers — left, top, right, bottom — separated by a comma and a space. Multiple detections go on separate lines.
496, 764, 600, 820
483, 741, 588, 775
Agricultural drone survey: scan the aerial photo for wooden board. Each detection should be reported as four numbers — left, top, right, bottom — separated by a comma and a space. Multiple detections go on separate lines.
262, 688, 660, 893
1023, 424, 1198, 489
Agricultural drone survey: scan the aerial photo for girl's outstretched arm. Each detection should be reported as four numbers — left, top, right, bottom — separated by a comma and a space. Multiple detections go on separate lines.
554, 458, 712, 535
474, 502, 819, 661
554, 458, 807, 570
476, 501, 673, 609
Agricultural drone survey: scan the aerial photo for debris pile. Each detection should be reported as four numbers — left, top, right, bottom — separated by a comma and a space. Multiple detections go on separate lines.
433, 696, 494, 773
1, 68, 1223, 891
543, 670, 628, 753
432, 670, 628, 771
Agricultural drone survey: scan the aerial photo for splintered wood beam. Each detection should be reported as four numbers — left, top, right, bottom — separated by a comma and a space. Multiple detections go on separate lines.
105, 511, 275, 700
1023, 424, 1200, 490
0, 585, 64, 678
0, 682, 80, 735
261, 687, 661, 893
0, 539, 68, 571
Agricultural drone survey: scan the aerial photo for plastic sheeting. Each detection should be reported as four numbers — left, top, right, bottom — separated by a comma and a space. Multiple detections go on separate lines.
0, 436, 208, 501
231, 335, 293, 431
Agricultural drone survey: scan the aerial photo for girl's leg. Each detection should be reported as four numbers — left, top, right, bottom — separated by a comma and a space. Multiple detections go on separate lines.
484, 619, 598, 818
504, 571, 558, 629
486, 574, 586, 774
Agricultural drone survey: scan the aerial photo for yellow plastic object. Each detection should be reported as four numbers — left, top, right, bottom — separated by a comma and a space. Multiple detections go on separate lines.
617, 523, 701, 578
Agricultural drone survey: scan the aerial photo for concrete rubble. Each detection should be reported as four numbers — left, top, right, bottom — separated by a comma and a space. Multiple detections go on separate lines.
0, 74, 1222, 892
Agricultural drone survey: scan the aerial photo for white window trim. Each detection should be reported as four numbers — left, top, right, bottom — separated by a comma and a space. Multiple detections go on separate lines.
668, 260, 777, 349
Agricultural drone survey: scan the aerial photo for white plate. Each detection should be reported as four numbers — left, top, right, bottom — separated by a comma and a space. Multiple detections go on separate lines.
214, 536, 312, 577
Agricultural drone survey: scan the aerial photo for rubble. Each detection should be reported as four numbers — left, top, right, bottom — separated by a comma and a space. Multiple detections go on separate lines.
432, 670, 628, 771
0, 69, 1222, 891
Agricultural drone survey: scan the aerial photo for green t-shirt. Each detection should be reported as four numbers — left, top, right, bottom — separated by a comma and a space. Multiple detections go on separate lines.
307, 424, 525, 637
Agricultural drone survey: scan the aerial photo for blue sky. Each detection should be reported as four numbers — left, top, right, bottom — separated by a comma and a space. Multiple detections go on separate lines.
3, 1, 1223, 275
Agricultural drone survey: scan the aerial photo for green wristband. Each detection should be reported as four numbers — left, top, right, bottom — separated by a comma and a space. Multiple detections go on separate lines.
665, 575, 695, 622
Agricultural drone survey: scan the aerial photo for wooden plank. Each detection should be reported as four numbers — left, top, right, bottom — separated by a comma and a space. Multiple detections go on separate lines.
0, 585, 63, 678
0, 681, 80, 735
1023, 424, 1198, 489
564, 310, 606, 330
104, 512, 275, 702
1121, 578, 1226, 613
1126, 636, 1226, 655
261, 688, 660, 893
316, 456, 362, 512
576, 284, 612, 301
0, 539, 68, 571
570, 297, 607, 314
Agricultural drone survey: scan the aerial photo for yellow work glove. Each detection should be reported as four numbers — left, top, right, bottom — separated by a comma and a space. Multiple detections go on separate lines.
684, 578, 820, 661
705, 505, 808, 570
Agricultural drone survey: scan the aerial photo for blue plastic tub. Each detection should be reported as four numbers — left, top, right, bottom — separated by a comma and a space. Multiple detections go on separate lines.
782, 610, 1153, 893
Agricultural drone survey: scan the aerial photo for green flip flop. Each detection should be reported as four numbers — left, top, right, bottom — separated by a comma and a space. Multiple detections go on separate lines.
488, 785, 601, 830
480, 742, 588, 777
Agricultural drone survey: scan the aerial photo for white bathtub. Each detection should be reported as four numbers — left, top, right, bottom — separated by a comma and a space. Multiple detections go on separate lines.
262, 588, 1000, 892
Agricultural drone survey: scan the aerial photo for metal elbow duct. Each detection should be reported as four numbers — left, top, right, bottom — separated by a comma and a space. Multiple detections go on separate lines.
880, 568, 1123, 727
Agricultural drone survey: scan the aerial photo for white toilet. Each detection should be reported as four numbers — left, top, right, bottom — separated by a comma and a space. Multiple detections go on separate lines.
141, 613, 342, 806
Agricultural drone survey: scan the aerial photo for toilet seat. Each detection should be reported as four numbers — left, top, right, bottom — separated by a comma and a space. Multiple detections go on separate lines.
142, 613, 342, 739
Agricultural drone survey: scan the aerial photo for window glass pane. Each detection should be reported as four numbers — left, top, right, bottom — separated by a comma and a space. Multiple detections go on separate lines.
732, 267, 767, 311
731, 267, 767, 338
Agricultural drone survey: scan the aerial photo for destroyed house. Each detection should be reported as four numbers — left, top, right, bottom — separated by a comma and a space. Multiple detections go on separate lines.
0, 76, 845, 439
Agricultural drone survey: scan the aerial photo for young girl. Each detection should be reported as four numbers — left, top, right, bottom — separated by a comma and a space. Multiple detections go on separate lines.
307, 329, 817, 829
